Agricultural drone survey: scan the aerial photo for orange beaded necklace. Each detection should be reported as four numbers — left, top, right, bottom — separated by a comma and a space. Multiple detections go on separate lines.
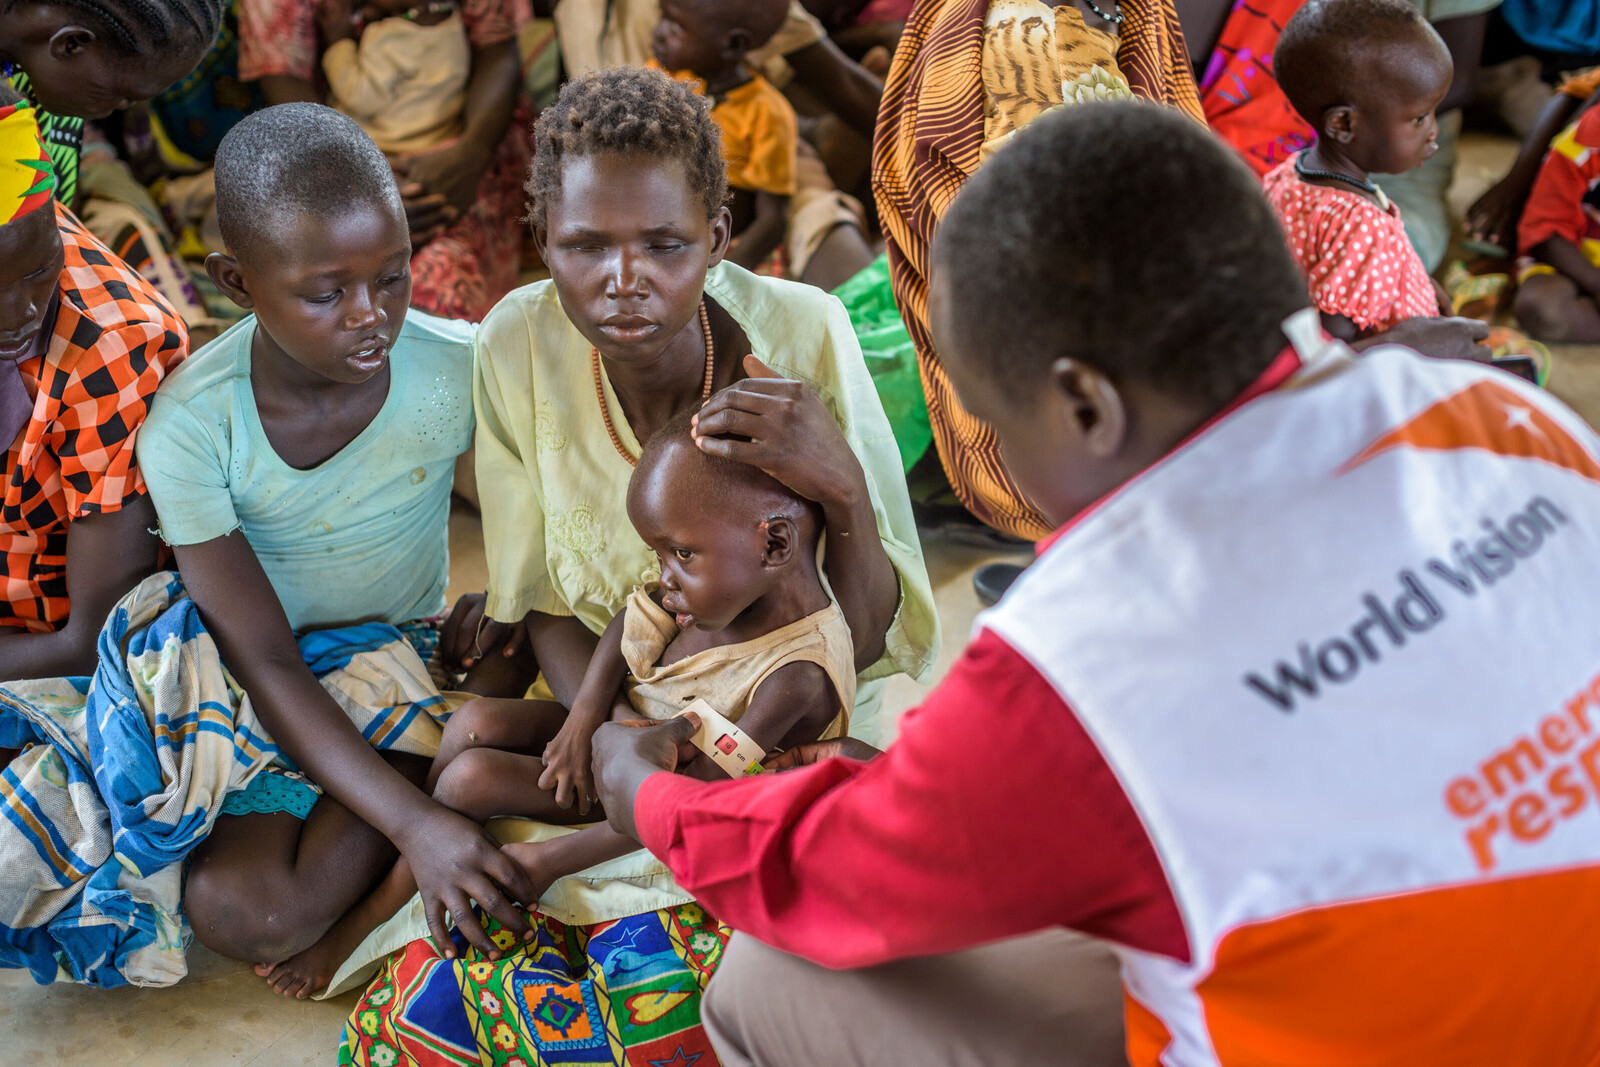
592, 300, 715, 467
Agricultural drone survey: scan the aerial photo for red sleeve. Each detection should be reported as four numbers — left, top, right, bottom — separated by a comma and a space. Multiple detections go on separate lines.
635, 628, 1190, 969
1519, 110, 1600, 252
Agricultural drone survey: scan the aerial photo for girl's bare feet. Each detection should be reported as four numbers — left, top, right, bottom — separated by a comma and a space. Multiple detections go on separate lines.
253, 914, 371, 999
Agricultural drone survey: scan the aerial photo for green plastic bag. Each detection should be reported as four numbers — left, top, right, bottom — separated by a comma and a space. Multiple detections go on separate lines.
833, 254, 932, 473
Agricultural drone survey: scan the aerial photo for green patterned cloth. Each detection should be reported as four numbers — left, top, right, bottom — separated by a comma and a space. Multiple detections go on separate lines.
5, 71, 82, 207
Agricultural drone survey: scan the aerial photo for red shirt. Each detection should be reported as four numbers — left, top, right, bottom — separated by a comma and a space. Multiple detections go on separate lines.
634, 348, 1305, 970
637, 628, 1190, 967
1518, 106, 1600, 255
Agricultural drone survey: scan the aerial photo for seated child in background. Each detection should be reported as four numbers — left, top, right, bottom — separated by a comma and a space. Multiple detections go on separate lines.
318, 0, 471, 157
134, 104, 536, 977
654, 0, 798, 270
1512, 105, 1600, 342
1262, 0, 1453, 341
259, 408, 856, 998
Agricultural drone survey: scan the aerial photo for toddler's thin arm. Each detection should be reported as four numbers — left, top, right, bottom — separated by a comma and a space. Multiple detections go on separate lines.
539, 611, 634, 811
502, 823, 639, 902
678, 660, 839, 783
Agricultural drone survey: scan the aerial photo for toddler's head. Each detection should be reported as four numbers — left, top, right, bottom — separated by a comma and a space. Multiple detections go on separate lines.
627, 407, 823, 634
1276, 0, 1452, 177
527, 66, 731, 367
651, 0, 789, 81
211, 103, 411, 384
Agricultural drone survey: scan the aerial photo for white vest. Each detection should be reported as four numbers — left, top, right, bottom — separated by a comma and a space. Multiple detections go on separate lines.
985, 327, 1600, 1066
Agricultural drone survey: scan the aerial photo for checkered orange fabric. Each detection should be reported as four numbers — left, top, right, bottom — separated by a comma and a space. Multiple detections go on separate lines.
1, 203, 187, 633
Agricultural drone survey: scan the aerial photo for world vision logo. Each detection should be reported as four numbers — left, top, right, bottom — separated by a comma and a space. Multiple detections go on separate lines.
1339, 377, 1600, 486
1243, 380, 1598, 712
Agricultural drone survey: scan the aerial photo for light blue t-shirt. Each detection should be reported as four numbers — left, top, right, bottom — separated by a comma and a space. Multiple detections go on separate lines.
137, 310, 474, 632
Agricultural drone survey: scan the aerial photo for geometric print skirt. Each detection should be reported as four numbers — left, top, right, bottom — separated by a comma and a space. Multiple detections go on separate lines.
341, 902, 730, 1067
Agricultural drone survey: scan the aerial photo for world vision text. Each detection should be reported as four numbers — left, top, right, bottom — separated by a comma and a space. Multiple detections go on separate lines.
1244, 495, 1569, 712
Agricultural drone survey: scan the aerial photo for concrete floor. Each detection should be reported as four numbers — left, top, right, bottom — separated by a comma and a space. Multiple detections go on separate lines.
9, 129, 1600, 1064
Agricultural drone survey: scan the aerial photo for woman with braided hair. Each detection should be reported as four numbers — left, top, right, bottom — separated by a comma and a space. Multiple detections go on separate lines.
0, 0, 222, 205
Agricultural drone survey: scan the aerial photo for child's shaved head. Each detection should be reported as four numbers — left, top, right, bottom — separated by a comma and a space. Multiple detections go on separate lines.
934, 101, 1309, 411
628, 406, 820, 539
1276, 0, 1444, 125
213, 103, 404, 260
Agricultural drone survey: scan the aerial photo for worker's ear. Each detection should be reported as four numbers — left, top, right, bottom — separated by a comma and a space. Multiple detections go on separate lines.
1050, 356, 1128, 463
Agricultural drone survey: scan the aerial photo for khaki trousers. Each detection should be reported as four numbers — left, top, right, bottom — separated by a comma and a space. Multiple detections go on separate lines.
702, 929, 1130, 1067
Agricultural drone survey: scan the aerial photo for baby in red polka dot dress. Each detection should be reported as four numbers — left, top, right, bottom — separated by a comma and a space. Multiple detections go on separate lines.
1260, 0, 1454, 342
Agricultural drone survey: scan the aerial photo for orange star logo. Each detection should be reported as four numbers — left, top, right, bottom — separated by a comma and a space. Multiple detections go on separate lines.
1341, 378, 1600, 485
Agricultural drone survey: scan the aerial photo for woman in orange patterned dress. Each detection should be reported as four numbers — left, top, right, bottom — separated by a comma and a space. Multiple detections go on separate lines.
874, 0, 1204, 545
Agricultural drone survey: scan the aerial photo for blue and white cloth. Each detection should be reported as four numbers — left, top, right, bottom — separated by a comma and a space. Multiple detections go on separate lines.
0, 572, 455, 987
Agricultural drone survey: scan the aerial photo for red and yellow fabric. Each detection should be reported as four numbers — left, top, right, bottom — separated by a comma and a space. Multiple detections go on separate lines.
0, 101, 55, 223
873, 0, 1202, 540
668, 67, 799, 197
1, 204, 187, 633
1518, 107, 1600, 284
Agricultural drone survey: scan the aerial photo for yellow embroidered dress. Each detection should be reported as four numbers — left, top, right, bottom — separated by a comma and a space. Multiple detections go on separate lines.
473, 260, 937, 743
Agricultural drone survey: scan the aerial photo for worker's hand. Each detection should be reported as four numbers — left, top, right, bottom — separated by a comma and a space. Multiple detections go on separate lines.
591, 713, 702, 839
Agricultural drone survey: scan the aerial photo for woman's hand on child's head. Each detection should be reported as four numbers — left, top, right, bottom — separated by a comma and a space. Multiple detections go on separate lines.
439, 595, 526, 672
692, 355, 865, 506
399, 805, 538, 959
538, 717, 600, 815
591, 713, 702, 839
